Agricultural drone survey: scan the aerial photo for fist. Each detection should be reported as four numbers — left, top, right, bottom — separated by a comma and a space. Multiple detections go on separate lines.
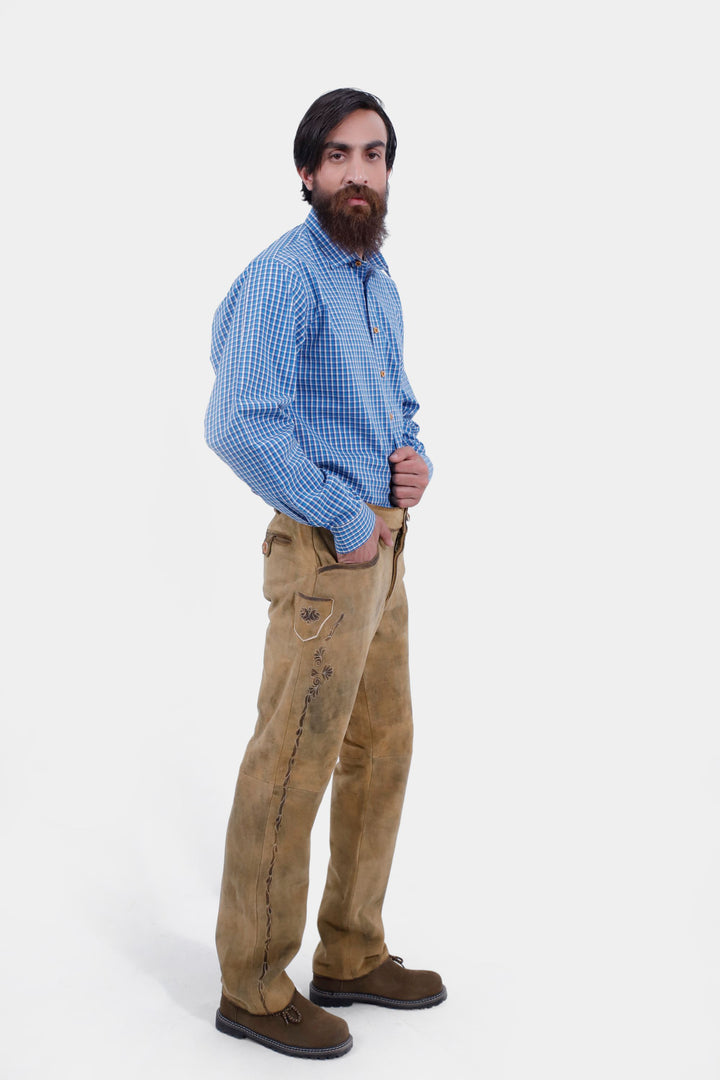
389, 446, 430, 508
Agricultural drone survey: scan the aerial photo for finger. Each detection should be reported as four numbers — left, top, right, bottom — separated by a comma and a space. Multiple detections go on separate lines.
390, 469, 425, 484
338, 540, 375, 563
391, 473, 424, 486
391, 485, 421, 500
338, 548, 363, 563
388, 446, 417, 463
390, 459, 426, 477
378, 519, 393, 547
390, 478, 422, 490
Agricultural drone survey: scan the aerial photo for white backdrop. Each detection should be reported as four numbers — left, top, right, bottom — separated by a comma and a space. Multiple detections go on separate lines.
1, 1, 718, 1077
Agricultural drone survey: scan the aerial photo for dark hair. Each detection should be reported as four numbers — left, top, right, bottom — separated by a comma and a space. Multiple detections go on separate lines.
293, 88, 397, 204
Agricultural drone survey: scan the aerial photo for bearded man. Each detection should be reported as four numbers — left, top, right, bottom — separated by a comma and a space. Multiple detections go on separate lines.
205, 88, 444, 1060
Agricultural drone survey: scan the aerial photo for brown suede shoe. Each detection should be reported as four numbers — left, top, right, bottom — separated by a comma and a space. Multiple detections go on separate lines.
309, 955, 447, 1010
215, 989, 353, 1059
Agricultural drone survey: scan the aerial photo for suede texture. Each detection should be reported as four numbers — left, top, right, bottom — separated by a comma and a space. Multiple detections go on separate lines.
219, 990, 350, 1051
216, 507, 413, 1014
312, 956, 443, 1001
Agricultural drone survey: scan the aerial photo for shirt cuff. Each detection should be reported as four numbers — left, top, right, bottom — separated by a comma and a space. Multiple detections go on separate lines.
332, 503, 377, 553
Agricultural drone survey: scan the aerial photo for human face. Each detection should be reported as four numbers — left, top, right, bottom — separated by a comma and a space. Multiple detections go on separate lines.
298, 108, 390, 205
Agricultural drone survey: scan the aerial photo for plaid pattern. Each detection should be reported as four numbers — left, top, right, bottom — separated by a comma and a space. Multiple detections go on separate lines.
205, 209, 431, 552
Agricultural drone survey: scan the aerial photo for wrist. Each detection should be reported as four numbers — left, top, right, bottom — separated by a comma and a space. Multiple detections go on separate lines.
332, 504, 376, 553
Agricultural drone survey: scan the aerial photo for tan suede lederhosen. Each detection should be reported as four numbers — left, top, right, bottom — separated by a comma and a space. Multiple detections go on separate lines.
215, 505, 413, 1014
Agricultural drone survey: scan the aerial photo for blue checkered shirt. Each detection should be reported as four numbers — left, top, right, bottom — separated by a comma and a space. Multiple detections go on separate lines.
205, 208, 432, 552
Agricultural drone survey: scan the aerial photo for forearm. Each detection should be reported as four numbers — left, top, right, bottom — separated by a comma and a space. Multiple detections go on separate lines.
399, 371, 433, 481
205, 402, 376, 551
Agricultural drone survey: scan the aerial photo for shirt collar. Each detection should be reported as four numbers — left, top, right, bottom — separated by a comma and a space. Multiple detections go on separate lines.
305, 207, 389, 273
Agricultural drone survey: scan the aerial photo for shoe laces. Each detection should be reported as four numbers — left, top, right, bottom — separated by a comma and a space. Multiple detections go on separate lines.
390, 955, 405, 967
280, 1002, 302, 1025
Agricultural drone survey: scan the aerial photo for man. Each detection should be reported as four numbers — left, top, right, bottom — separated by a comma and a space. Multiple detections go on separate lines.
205, 88, 445, 1060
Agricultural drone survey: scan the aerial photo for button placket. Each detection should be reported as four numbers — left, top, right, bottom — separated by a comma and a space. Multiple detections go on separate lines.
366, 279, 394, 423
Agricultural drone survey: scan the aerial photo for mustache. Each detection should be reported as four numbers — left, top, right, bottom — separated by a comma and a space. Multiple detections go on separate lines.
331, 184, 385, 213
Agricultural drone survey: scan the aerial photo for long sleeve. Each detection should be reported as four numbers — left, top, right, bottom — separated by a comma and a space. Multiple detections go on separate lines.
205, 260, 376, 552
399, 368, 434, 481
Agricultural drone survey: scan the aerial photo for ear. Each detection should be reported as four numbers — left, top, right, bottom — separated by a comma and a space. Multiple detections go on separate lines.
298, 167, 314, 191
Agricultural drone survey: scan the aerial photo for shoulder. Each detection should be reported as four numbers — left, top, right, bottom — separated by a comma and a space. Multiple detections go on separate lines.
223, 221, 319, 309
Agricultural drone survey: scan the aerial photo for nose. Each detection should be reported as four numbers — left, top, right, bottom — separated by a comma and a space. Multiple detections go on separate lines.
344, 153, 368, 185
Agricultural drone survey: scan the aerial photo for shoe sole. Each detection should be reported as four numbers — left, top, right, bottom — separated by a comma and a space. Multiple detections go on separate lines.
215, 1009, 353, 1059
308, 983, 448, 1010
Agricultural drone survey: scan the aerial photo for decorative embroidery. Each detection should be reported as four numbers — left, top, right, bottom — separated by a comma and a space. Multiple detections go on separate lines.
308, 649, 334, 697
257, 621, 343, 1012
293, 593, 334, 641
324, 613, 345, 641
300, 606, 321, 623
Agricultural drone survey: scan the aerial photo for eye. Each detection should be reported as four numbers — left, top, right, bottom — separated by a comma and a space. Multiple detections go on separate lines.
328, 151, 344, 161
367, 151, 382, 161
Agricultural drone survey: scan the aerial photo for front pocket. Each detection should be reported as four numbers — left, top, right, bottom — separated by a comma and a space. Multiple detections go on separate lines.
293, 593, 335, 641
262, 531, 292, 556
318, 552, 380, 573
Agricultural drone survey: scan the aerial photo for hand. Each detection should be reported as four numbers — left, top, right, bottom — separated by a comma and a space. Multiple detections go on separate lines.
389, 446, 430, 508
337, 512, 393, 564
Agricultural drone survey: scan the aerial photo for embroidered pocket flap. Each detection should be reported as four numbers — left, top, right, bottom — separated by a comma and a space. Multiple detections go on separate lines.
293, 593, 334, 642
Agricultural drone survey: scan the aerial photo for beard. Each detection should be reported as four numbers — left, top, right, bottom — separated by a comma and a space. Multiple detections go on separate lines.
312, 182, 388, 257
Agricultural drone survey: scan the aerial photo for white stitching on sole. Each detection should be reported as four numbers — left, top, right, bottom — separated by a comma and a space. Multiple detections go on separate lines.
217, 1011, 351, 1056
311, 986, 447, 1007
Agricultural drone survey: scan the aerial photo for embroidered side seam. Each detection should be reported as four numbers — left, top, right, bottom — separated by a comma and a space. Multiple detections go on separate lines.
257, 614, 345, 1011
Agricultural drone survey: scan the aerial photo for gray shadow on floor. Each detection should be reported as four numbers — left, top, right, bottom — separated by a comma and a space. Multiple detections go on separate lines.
90, 901, 220, 1022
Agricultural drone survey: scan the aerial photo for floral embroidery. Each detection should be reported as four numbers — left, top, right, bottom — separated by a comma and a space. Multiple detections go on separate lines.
308, 649, 334, 698
300, 606, 321, 623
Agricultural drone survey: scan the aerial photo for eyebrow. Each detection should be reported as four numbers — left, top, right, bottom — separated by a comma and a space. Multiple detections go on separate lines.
323, 139, 386, 152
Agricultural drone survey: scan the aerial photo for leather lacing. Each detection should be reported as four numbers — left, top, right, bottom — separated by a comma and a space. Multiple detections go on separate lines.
280, 1003, 303, 1025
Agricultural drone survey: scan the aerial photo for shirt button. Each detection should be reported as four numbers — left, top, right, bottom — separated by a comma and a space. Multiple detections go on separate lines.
380, 370, 385, 377
389, 413, 394, 420
355, 260, 362, 267
373, 326, 379, 334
